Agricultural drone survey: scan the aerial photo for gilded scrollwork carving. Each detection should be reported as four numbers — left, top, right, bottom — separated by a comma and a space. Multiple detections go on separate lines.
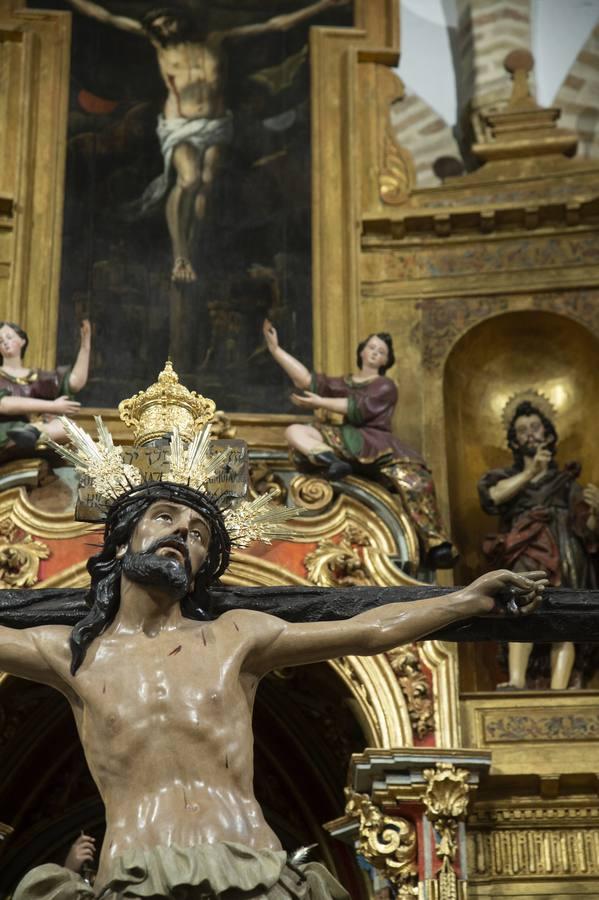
304, 526, 372, 587
344, 788, 418, 897
0, 518, 50, 589
387, 644, 435, 739
289, 475, 334, 512
249, 463, 287, 503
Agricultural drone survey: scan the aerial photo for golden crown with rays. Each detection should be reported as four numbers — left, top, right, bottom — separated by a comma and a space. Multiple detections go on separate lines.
49, 362, 301, 548
501, 388, 557, 431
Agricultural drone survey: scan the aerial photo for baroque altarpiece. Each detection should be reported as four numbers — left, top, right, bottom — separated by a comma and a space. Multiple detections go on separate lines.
1, 0, 599, 897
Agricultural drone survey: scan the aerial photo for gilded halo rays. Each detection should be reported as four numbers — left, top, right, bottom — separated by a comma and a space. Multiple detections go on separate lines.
48, 362, 301, 549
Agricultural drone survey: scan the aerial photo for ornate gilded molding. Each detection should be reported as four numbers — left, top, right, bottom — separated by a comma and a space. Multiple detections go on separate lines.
462, 692, 599, 775
468, 801, 599, 881
470, 804, 599, 829
423, 764, 471, 900
332, 654, 413, 749
387, 644, 434, 740
0, 518, 49, 588
361, 231, 599, 305
420, 641, 460, 749
284, 473, 422, 584
482, 709, 599, 743
0, 5, 71, 368
469, 826, 599, 880
344, 788, 418, 897
0, 487, 99, 540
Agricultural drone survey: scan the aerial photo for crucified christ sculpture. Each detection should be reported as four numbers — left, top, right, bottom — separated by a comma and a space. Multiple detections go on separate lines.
1, 478, 545, 899
65, 0, 349, 284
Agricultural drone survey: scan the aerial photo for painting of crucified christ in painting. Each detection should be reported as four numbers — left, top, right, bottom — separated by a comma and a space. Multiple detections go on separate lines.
30, 0, 353, 411
65, 0, 348, 285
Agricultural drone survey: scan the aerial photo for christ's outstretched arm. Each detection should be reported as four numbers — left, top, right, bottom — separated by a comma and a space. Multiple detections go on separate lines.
245, 570, 547, 674
220, 0, 349, 42
64, 0, 142, 34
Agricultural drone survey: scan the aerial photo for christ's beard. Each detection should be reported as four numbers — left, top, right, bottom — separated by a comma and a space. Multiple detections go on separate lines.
122, 539, 193, 600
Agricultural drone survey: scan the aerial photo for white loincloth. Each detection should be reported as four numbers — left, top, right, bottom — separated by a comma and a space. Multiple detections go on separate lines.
126, 112, 233, 218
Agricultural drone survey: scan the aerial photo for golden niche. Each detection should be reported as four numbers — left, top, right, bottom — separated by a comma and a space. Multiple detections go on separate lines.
444, 310, 599, 585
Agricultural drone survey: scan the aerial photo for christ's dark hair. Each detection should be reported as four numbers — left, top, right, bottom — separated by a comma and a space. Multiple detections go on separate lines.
70, 482, 231, 675
506, 401, 558, 468
0, 321, 29, 360
356, 333, 395, 375
142, 7, 209, 44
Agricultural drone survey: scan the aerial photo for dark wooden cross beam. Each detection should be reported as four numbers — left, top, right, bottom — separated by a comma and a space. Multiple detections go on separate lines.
211, 585, 599, 643
1, 585, 598, 643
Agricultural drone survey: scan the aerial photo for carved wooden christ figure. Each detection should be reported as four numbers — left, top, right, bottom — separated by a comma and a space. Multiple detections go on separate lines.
64, 0, 348, 285
1, 479, 545, 899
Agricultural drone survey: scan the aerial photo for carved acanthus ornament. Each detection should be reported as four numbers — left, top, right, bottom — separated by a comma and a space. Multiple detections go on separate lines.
423, 764, 471, 900
344, 788, 418, 897
0, 518, 50, 589
304, 525, 372, 587
387, 644, 434, 739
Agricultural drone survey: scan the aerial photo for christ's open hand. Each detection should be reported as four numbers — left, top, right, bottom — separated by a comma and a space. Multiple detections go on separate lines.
460, 569, 548, 617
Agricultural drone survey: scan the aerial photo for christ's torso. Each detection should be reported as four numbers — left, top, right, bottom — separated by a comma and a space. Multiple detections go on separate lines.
59, 613, 280, 885
156, 41, 226, 119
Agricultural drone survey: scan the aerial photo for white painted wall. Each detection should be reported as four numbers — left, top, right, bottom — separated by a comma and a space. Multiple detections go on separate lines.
395, 0, 599, 126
